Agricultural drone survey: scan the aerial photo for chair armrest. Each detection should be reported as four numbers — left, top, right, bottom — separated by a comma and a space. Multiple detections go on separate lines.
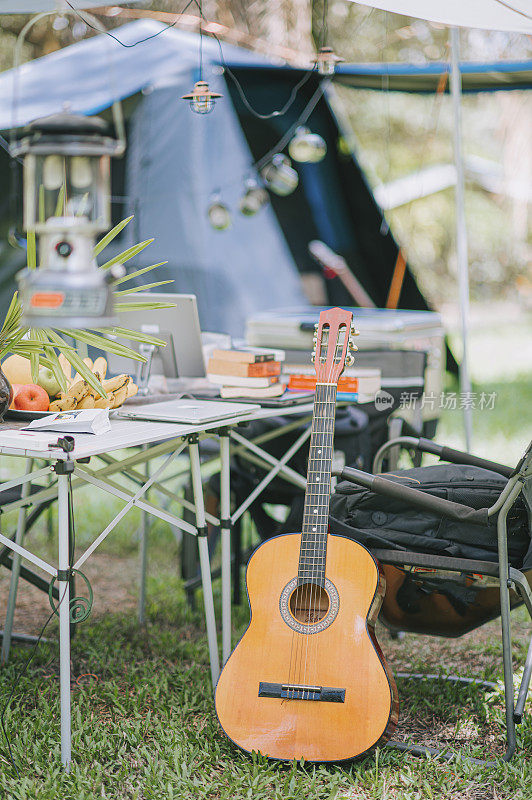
335, 466, 489, 526
417, 438, 513, 478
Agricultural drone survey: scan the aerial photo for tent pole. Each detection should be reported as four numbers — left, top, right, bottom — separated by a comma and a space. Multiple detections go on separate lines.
450, 26, 472, 452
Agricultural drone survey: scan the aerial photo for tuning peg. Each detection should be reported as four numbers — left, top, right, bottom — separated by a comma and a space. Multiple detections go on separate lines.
345, 353, 355, 366
314, 323, 319, 330
350, 326, 360, 336
349, 342, 358, 352
310, 353, 316, 363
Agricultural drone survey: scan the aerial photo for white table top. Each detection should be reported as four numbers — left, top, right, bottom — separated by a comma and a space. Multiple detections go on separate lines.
0, 402, 315, 461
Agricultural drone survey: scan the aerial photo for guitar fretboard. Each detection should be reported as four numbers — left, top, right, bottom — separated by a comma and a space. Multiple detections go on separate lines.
298, 382, 337, 587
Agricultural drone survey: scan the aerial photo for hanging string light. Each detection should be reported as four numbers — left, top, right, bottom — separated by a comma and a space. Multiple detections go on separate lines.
207, 193, 232, 230
313, 1, 343, 76
239, 179, 269, 216
182, 81, 222, 114
288, 126, 327, 163
314, 45, 344, 76
181, 0, 222, 114
260, 154, 299, 197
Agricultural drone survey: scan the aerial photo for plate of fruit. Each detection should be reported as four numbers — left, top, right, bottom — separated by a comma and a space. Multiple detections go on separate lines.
3, 354, 138, 420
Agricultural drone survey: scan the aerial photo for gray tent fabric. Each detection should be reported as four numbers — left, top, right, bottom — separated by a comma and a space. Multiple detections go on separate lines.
120, 72, 306, 336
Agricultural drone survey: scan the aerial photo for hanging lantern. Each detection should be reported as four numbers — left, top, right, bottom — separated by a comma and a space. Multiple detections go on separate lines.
314, 46, 344, 76
260, 154, 299, 197
288, 126, 327, 164
11, 112, 121, 329
207, 195, 232, 231
239, 180, 269, 217
181, 81, 222, 115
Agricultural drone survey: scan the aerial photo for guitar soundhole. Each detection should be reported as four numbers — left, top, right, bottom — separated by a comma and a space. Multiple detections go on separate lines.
290, 583, 330, 625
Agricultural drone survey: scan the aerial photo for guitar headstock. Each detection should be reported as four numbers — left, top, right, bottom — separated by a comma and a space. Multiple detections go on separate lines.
311, 307, 358, 384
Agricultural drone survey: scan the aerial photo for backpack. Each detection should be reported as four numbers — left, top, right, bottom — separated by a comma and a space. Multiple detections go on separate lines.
329, 463, 531, 569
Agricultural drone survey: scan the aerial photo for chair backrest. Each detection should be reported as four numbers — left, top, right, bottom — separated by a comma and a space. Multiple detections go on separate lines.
515, 440, 532, 479
515, 441, 532, 529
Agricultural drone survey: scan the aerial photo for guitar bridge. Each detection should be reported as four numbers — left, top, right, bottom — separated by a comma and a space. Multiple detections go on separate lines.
258, 682, 345, 702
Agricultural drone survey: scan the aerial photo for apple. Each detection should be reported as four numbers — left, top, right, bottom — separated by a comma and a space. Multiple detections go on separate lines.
14, 384, 50, 412
37, 366, 61, 398
9, 384, 22, 410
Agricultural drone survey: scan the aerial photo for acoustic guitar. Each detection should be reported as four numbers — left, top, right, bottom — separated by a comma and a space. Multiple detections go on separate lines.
215, 307, 398, 762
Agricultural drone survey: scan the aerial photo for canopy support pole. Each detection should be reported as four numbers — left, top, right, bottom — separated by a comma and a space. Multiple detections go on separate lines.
450, 26, 473, 451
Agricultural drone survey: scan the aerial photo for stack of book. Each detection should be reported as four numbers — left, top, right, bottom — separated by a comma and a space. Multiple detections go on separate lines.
282, 365, 381, 402
207, 349, 286, 399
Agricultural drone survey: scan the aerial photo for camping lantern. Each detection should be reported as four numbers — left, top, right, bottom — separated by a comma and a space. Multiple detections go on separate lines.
207, 195, 232, 230
314, 46, 344, 76
239, 180, 269, 216
182, 81, 222, 115
260, 155, 299, 197
11, 111, 121, 329
288, 126, 327, 163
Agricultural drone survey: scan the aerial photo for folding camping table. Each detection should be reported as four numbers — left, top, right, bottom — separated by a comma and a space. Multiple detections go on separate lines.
0, 402, 316, 770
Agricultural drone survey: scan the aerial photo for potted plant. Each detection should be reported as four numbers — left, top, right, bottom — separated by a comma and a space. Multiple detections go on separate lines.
0, 215, 174, 418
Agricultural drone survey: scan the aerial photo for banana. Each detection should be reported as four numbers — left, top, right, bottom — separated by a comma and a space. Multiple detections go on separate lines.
92, 357, 108, 381
58, 354, 72, 385
78, 395, 95, 409
110, 381, 130, 408
50, 396, 76, 412
102, 374, 130, 393
127, 382, 138, 398
73, 357, 94, 384
67, 379, 91, 403
94, 397, 111, 409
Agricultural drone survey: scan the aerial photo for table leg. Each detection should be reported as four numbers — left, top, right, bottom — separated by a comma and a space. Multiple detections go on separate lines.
57, 473, 72, 771
219, 432, 231, 664
1, 458, 34, 664
189, 439, 220, 687
138, 445, 149, 625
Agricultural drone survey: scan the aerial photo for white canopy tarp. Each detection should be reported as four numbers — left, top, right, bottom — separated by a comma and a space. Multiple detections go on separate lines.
346, 1, 532, 33
0, 1, 139, 11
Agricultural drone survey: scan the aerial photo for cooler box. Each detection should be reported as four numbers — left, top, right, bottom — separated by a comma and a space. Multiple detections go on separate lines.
245, 307, 445, 423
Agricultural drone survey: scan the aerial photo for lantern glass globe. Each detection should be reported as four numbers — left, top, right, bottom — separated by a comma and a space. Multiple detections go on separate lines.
260, 154, 299, 197
288, 127, 327, 163
208, 199, 232, 230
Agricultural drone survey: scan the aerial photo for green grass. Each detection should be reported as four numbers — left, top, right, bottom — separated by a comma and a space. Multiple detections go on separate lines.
1, 581, 531, 800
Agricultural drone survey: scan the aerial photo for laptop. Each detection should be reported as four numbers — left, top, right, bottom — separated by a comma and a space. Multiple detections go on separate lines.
115, 399, 259, 425
107, 293, 206, 379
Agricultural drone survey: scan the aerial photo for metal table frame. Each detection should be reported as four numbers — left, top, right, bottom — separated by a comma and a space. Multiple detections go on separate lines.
0, 404, 316, 770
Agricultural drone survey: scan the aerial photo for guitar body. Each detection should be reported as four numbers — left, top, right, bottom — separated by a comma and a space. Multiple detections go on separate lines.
215, 532, 398, 762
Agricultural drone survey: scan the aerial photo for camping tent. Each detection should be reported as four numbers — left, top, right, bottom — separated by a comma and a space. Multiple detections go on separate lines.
0, 19, 434, 337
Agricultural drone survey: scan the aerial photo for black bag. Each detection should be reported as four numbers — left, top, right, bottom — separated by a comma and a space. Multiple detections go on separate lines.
329, 464, 531, 569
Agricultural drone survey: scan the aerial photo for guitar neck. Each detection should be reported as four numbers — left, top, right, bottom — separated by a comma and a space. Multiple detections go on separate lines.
298, 382, 337, 586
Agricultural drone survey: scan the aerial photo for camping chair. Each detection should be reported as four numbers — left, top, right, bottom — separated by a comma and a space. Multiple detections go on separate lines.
330, 438, 532, 763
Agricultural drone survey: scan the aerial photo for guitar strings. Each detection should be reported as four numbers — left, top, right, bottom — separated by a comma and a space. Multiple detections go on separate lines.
301, 325, 339, 693
305, 321, 349, 695
290, 371, 323, 693
289, 332, 328, 694
287, 317, 350, 698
